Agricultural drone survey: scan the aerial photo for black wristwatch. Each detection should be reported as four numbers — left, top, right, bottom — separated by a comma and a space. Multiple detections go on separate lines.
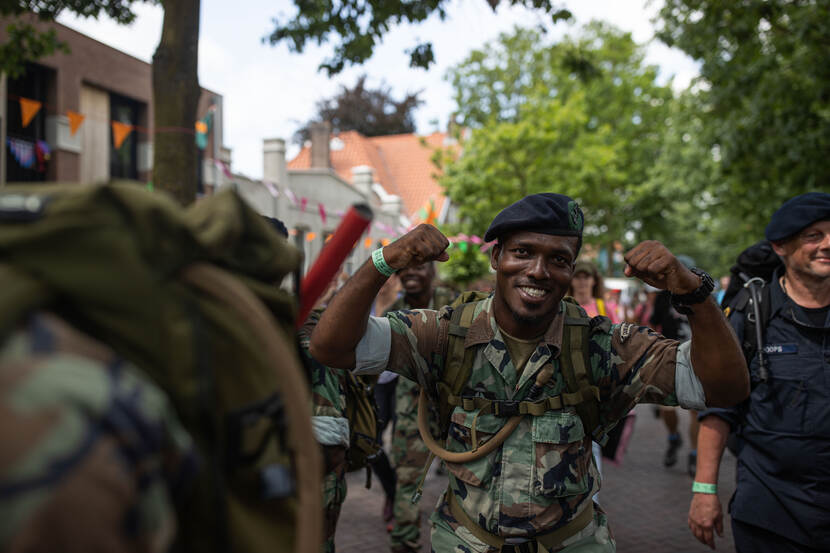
670, 268, 715, 315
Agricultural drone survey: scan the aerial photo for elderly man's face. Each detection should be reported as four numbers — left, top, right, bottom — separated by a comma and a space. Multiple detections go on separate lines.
773, 220, 830, 282
491, 231, 578, 337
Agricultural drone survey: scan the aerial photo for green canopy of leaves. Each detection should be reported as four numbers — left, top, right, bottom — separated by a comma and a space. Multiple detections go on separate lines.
266, 0, 572, 75
655, 0, 830, 235
439, 23, 676, 281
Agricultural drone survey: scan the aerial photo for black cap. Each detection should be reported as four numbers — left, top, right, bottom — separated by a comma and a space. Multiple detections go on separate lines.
262, 216, 289, 238
484, 193, 583, 243
765, 192, 830, 242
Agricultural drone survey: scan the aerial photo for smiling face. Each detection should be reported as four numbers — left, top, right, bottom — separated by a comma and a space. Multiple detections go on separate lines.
397, 262, 435, 303
490, 231, 579, 338
772, 219, 830, 283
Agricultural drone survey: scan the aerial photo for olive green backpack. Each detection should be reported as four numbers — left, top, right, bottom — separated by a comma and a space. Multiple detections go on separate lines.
343, 372, 382, 474
0, 183, 322, 553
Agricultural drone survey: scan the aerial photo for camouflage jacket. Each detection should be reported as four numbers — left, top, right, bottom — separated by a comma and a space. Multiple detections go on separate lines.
382, 296, 680, 538
0, 313, 196, 552
298, 313, 348, 445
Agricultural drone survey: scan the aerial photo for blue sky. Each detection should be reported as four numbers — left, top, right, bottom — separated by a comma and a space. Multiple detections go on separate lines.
58, 0, 698, 180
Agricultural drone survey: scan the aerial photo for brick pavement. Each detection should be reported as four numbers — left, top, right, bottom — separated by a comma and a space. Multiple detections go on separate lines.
336, 404, 737, 553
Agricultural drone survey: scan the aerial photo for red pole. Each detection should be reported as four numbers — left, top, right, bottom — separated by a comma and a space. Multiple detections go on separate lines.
297, 203, 373, 327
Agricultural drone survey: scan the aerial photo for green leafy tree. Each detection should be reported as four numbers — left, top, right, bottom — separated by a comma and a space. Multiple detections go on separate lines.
266, 0, 572, 75
655, 0, 830, 236
440, 23, 675, 280
294, 74, 422, 143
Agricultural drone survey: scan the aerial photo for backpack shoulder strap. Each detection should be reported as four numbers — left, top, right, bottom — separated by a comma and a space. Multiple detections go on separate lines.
438, 300, 480, 434
561, 299, 601, 438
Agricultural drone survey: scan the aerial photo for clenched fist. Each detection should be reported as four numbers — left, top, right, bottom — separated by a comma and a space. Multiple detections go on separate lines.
623, 240, 700, 295
383, 224, 450, 270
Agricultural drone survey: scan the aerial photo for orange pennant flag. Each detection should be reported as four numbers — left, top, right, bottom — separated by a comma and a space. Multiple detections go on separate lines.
425, 199, 438, 226
381, 238, 391, 247
305, 232, 317, 242
19, 98, 42, 128
67, 110, 85, 135
363, 237, 373, 249
111, 121, 133, 149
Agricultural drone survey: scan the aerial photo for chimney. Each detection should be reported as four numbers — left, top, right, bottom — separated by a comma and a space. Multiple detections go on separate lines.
309, 121, 331, 169
352, 165, 373, 198
382, 195, 402, 215
263, 138, 287, 185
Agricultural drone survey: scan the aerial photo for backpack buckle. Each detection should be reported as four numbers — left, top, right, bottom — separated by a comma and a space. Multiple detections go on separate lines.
495, 400, 519, 417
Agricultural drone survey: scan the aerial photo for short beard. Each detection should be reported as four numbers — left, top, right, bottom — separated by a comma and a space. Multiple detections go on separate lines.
511, 309, 547, 326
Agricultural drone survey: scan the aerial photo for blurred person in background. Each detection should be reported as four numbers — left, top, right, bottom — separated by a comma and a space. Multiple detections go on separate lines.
568, 261, 622, 322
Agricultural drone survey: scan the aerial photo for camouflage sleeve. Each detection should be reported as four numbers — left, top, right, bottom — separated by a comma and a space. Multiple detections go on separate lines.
0, 313, 196, 553
384, 308, 447, 386
591, 321, 681, 428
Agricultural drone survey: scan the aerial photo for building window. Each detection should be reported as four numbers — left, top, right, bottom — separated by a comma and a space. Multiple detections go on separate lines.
109, 93, 141, 180
5, 63, 54, 183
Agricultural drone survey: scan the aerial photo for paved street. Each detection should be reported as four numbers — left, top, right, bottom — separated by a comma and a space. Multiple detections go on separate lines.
336, 404, 737, 553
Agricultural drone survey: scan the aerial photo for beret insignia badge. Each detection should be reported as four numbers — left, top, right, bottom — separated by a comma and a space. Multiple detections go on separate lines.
568, 200, 582, 231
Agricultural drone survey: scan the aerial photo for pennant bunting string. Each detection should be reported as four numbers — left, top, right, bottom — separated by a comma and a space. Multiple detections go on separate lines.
66, 110, 85, 135
19, 98, 42, 128
111, 121, 133, 149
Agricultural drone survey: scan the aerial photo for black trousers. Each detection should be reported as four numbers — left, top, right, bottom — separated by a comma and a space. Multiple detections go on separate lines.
732, 519, 825, 553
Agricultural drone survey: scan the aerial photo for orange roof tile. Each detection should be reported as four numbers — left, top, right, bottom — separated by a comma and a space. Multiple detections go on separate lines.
287, 130, 451, 221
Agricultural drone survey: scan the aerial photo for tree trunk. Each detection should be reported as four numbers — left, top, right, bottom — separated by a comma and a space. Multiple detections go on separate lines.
152, 0, 201, 205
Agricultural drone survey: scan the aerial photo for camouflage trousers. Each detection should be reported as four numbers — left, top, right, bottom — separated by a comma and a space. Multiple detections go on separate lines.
389, 377, 435, 552
322, 448, 348, 553
430, 495, 616, 553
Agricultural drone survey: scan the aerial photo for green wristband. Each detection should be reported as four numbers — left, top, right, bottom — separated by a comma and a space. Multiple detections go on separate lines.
692, 481, 717, 494
372, 248, 397, 277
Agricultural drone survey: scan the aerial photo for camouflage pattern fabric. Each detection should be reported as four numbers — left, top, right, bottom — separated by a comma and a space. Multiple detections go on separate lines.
0, 313, 196, 553
389, 376, 431, 551
383, 296, 680, 546
320, 453, 348, 553
430, 498, 616, 553
386, 288, 456, 552
299, 314, 348, 553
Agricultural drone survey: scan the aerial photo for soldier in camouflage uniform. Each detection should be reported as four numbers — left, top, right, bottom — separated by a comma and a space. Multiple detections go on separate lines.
300, 312, 349, 553
384, 263, 457, 553
311, 194, 749, 552
0, 312, 197, 553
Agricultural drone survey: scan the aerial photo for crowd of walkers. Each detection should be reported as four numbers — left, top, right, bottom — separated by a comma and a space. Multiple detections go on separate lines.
1, 186, 826, 553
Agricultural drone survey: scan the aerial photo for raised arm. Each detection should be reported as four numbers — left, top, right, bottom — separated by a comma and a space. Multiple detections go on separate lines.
309, 224, 449, 369
624, 241, 749, 407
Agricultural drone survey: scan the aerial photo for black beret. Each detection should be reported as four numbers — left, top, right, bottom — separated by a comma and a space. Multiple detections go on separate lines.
484, 193, 583, 242
765, 192, 830, 242
262, 215, 289, 238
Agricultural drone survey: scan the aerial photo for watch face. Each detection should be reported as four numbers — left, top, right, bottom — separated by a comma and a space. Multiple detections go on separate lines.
673, 268, 714, 306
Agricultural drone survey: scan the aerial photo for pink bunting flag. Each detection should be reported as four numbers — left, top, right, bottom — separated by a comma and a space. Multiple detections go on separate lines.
284, 187, 298, 207
470, 235, 483, 245
458, 233, 470, 242
263, 180, 279, 198
214, 159, 233, 179
300, 197, 308, 212
318, 203, 327, 225
480, 240, 496, 253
